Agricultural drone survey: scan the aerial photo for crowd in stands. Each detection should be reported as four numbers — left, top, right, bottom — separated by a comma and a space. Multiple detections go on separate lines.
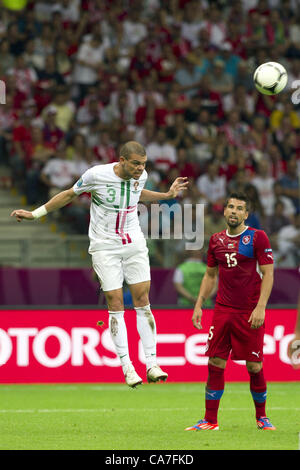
0, 0, 299, 267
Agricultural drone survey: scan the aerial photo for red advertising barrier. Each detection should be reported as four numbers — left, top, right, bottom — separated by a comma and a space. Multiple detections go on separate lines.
0, 308, 298, 383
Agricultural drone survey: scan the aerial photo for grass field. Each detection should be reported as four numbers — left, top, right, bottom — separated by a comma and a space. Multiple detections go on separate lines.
0, 382, 299, 450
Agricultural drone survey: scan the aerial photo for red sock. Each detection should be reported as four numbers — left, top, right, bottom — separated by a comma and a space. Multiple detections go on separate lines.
249, 368, 267, 419
204, 363, 225, 424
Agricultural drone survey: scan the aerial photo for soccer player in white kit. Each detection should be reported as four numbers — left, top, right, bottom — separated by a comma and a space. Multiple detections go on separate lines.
11, 141, 188, 387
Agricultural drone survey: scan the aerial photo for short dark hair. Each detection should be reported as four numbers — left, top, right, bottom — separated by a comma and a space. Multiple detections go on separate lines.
225, 192, 249, 211
120, 141, 146, 160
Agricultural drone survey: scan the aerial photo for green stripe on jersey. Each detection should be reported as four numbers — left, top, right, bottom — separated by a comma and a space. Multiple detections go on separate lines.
120, 181, 125, 208
126, 181, 130, 208
92, 194, 103, 206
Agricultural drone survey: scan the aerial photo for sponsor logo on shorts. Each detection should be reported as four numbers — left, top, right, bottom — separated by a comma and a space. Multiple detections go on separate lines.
251, 351, 260, 358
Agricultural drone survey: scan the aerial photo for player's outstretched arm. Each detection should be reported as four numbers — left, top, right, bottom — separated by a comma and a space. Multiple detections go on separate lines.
192, 266, 218, 330
139, 177, 189, 202
10, 188, 77, 222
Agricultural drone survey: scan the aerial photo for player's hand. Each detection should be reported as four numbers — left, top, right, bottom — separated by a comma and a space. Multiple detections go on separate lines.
192, 307, 203, 330
248, 306, 265, 329
168, 177, 189, 199
287, 336, 300, 369
10, 209, 34, 222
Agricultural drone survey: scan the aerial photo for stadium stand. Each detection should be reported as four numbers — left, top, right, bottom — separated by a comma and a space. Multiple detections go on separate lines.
0, 0, 299, 275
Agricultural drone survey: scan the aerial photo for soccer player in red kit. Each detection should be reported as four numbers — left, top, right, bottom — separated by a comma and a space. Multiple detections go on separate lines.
185, 193, 276, 431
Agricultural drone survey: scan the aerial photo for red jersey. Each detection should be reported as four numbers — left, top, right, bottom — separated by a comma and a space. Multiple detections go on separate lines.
207, 227, 273, 313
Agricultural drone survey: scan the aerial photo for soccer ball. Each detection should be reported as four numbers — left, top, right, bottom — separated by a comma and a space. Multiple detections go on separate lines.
253, 62, 288, 95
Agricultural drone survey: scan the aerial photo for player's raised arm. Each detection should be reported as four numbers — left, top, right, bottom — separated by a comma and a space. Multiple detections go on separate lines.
139, 177, 189, 202
10, 188, 78, 222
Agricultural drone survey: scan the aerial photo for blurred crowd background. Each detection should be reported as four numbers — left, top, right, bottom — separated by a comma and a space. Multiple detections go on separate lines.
0, 0, 299, 270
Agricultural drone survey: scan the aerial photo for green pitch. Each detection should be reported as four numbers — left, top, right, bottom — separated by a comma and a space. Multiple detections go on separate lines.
0, 382, 299, 450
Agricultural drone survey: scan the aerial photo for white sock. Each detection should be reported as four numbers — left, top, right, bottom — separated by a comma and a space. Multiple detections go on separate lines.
135, 305, 157, 370
108, 311, 131, 373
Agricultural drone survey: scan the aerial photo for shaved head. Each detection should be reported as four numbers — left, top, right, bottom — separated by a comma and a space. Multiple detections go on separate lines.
120, 141, 146, 160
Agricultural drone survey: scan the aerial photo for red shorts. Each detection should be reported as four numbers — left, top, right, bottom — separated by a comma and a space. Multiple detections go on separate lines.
205, 304, 264, 362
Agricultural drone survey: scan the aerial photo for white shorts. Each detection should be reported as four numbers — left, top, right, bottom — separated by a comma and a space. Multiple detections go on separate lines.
91, 238, 151, 292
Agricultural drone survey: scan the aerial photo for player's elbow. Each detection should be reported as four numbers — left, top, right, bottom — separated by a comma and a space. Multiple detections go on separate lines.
205, 266, 218, 281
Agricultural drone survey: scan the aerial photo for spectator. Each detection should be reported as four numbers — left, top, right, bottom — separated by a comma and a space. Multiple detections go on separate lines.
153, 43, 178, 85
52, 0, 81, 24
33, 23, 55, 67
174, 56, 203, 99
10, 108, 34, 186
197, 75, 224, 122
0, 38, 15, 75
122, 8, 147, 48
196, 160, 226, 205
7, 21, 26, 57
244, 183, 265, 230
43, 87, 76, 133
206, 59, 234, 95
248, 115, 271, 153
218, 41, 242, 79
180, 1, 204, 48
134, 117, 157, 147
72, 32, 107, 99
40, 139, 78, 198
187, 109, 218, 165
274, 213, 300, 267
7, 54, 38, 100
165, 113, 192, 150
0, 93, 17, 165
54, 37, 73, 83
270, 97, 300, 130
170, 147, 199, 180
220, 109, 250, 150
146, 129, 177, 175
37, 54, 65, 88
93, 131, 117, 163
272, 181, 297, 219
267, 200, 291, 236
170, 22, 191, 60
201, 4, 227, 48
129, 41, 156, 84
234, 60, 254, 92
251, 160, 275, 216
76, 95, 103, 127
278, 158, 300, 213
25, 125, 55, 204
222, 84, 255, 122
42, 106, 64, 149
228, 168, 249, 194
173, 250, 215, 307
203, 204, 227, 242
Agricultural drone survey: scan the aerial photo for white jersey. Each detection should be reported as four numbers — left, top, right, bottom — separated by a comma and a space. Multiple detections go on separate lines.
73, 162, 147, 252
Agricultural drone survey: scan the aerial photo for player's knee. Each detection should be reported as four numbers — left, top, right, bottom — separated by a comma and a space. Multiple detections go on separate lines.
246, 361, 262, 374
105, 291, 124, 311
131, 291, 149, 307
208, 357, 227, 369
